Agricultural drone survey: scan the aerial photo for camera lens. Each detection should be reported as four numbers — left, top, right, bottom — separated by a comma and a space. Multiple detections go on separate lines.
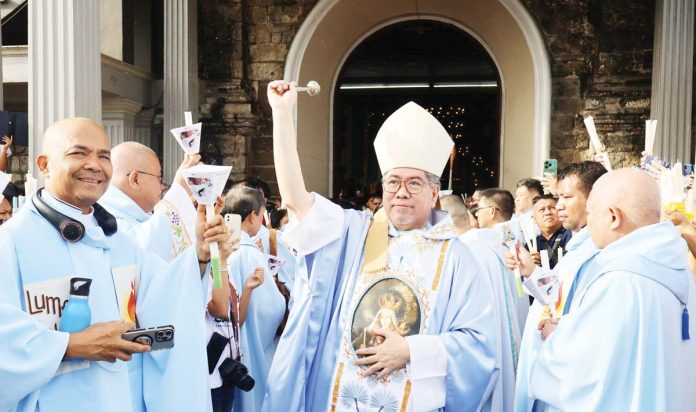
219, 358, 255, 392
236, 374, 255, 392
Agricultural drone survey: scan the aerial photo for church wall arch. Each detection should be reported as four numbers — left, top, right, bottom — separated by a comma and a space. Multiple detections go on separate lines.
285, 0, 551, 194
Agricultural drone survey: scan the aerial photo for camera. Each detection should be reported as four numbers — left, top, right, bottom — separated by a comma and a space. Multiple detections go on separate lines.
218, 357, 255, 392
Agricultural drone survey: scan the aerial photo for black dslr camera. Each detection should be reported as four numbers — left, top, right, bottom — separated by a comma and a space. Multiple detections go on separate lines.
207, 331, 255, 392
219, 357, 255, 392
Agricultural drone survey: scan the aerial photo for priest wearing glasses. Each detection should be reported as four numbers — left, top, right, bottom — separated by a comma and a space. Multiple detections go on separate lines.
263, 81, 499, 412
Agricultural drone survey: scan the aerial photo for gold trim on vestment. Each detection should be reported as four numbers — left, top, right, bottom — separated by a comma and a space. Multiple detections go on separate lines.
329, 362, 345, 411
361, 208, 389, 274
431, 239, 451, 291
400, 380, 412, 412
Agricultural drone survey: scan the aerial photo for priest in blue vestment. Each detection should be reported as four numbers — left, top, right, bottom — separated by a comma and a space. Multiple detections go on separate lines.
0, 118, 232, 412
99, 141, 212, 411
440, 194, 520, 412
263, 81, 498, 412
530, 169, 696, 411
509, 161, 606, 412
101, 141, 199, 263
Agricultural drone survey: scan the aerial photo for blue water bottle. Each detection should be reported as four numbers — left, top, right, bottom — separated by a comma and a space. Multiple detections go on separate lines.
60, 278, 92, 334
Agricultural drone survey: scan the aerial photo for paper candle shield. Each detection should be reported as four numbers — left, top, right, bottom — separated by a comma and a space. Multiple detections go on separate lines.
182, 164, 232, 205
170, 123, 203, 154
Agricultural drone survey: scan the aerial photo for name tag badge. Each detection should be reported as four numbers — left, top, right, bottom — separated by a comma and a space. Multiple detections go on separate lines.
23, 275, 73, 331
23, 275, 90, 375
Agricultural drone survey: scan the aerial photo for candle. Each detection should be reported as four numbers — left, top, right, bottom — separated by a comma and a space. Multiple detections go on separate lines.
24, 173, 38, 199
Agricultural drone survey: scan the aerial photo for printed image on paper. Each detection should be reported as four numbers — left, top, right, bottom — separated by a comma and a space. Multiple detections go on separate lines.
170, 123, 202, 154
182, 164, 233, 205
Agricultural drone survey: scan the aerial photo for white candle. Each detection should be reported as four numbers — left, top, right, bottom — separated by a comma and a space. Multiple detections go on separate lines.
584, 116, 605, 153
540, 249, 551, 270
686, 188, 696, 215
24, 173, 38, 198
645, 120, 657, 154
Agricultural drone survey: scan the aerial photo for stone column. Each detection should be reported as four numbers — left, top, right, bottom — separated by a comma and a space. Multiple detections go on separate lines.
134, 109, 156, 147
650, 0, 695, 162
0, 24, 4, 111
102, 98, 142, 146
28, 0, 102, 177
163, 0, 198, 181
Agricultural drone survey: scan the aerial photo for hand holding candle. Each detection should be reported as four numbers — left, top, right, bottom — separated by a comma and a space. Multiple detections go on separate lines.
584, 116, 612, 171
184, 164, 233, 289
195, 197, 230, 288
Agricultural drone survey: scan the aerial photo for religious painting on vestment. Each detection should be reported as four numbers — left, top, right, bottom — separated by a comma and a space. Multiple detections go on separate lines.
350, 278, 422, 361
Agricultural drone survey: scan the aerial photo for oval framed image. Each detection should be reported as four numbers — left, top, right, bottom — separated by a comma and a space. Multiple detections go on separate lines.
350, 277, 423, 361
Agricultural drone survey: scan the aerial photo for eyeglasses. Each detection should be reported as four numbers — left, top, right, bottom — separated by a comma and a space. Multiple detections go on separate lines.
382, 178, 429, 194
475, 205, 499, 216
128, 171, 165, 185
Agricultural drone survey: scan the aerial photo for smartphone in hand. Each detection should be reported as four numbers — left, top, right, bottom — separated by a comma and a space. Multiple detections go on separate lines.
122, 325, 175, 351
225, 214, 242, 245
543, 159, 558, 176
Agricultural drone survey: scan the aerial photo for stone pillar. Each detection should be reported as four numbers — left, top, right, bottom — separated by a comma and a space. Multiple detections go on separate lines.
163, 0, 198, 181
28, 0, 102, 177
0, 24, 4, 111
134, 109, 155, 147
650, 0, 695, 162
102, 98, 142, 146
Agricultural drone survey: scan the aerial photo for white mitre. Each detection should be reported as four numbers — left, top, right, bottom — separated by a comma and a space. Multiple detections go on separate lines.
373, 101, 454, 177
0, 171, 9, 194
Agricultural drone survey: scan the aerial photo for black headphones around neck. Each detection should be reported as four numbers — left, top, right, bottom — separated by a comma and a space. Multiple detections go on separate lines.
32, 189, 118, 242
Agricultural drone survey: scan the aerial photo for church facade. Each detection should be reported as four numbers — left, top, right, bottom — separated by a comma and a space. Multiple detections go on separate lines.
1, 0, 693, 198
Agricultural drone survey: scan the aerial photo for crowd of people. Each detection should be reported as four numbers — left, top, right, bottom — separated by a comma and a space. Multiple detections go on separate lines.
0, 79, 694, 412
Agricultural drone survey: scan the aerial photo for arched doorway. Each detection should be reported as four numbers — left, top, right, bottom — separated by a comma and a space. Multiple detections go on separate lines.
285, 0, 551, 196
333, 20, 501, 199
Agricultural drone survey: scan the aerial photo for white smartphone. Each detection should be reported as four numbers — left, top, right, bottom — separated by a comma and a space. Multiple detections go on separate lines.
225, 213, 242, 245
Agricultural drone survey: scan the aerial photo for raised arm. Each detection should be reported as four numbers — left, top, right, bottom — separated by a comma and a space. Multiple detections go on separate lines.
0, 135, 11, 172
267, 81, 314, 220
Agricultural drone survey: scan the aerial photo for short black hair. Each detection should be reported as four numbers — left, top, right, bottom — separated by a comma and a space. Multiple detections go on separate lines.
2, 182, 21, 203
557, 161, 607, 197
532, 193, 558, 205
479, 188, 515, 220
516, 178, 543, 196
222, 186, 265, 221
235, 176, 272, 200
270, 208, 288, 229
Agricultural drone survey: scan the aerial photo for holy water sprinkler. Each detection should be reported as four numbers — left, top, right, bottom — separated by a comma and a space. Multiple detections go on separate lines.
295, 81, 321, 96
